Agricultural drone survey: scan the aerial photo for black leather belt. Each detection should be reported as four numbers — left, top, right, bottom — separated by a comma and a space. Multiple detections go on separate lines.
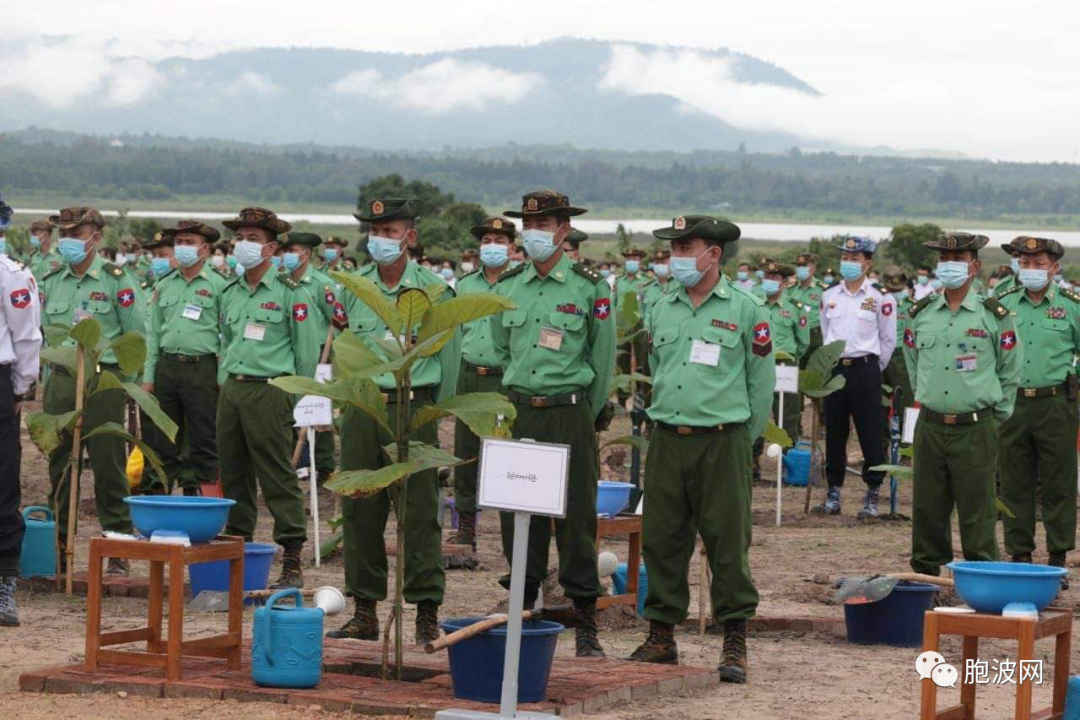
657, 421, 739, 436
507, 390, 584, 408
1018, 383, 1068, 399
464, 361, 503, 376
232, 374, 272, 383
839, 355, 876, 367
921, 407, 992, 426
163, 352, 216, 364
51, 362, 118, 377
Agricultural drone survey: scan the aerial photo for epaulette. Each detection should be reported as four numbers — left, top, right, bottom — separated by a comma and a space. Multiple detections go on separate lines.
103, 262, 124, 278
572, 262, 604, 284
871, 282, 886, 294
42, 264, 65, 282
792, 299, 805, 311
908, 294, 936, 319
496, 263, 527, 283
996, 284, 1023, 299
1061, 287, 1080, 304
982, 296, 1009, 320
223, 276, 241, 291
279, 274, 300, 290
140, 280, 151, 290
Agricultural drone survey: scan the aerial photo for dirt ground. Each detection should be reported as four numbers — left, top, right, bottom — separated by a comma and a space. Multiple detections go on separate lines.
3, 402, 1079, 718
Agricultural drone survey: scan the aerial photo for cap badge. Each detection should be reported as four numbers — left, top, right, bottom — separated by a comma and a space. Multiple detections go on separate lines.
372, 200, 384, 215
154, 233, 162, 241
946, 237, 957, 249
846, 239, 856, 249
1026, 237, 1038, 250
493, 219, 503, 229
526, 198, 538, 212
674, 216, 686, 230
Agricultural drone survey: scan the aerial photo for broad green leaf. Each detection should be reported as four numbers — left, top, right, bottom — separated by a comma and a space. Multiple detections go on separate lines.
608, 372, 653, 396
417, 294, 515, 356
69, 317, 101, 352
374, 334, 404, 358
25, 410, 79, 456
774, 351, 796, 363
44, 323, 71, 348
333, 330, 383, 375
109, 333, 147, 377
350, 329, 454, 379
41, 346, 78, 375
384, 442, 463, 474
870, 464, 913, 480
899, 445, 914, 459
601, 434, 649, 454
410, 392, 517, 438
762, 421, 793, 449
270, 375, 391, 433
616, 327, 647, 345
91, 369, 124, 396
422, 283, 447, 304
397, 287, 433, 332
616, 291, 640, 331
82, 421, 169, 487
320, 529, 343, 558
121, 382, 178, 442
997, 498, 1015, 519
332, 271, 402, 335
806, 340, 846, 384
325, 463, 413, 497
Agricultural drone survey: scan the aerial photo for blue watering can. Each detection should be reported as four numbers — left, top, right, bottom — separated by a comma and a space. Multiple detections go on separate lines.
781, 441, 813, 487
251, 588, 324, 689
18, 506, 56, 578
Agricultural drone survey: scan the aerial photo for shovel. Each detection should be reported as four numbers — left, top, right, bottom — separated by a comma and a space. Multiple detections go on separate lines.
835, 572, 954, 605
424, 603, 577, 653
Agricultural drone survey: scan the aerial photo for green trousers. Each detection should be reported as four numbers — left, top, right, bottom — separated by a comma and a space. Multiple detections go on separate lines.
499, 400, 603, 601
452, 363, 503, 515
910, 414, 1000, 575
146, 355, 219, 490
46, 368, 133, 541
218, 379, 307, 547
339, 388, 445, 604
800, 326, 823, 370
643, 423, 759, 624
999, 393, 1078, 556
314, 429, 336, 475
882, 350, 914, 451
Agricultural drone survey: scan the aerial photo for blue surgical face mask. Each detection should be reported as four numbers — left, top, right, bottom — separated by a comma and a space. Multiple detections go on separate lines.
935, 261, 970, 289
824, 274, 834, 284
653, 264, 669, 279
761, 278, 781, 296
441, 267, 455, 280
931, 278, 943, 289
270, 256, 284, 270
0, 238, 6, 256
736, 271, 748, 281
226, 255, 238, 269
282, 251, 303, 272
174, 245, 201, 268
151, 257, 173, 277
522, 229, 557, 262
1010, 258, 1021, 275
795, 266, 811, 281
324, 248, 339, 262
671, 249, 715, 288
30, 235, 41, 249
1055, 273, 1064, 284
1019, 268, 1050, 291
755, 269, 765, 280
59, 237, 90, 265
625, 260, 640, 274
234, 240, 266, 270
368, 235, 404, 265
600, 268, 611, 278
840, 260, 864, 281
480, 243, 509, 268
917, 275, 929, 285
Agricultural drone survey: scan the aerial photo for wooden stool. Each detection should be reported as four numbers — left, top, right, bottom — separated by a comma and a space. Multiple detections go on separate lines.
595, 515, 642, 611
85, 535, 244, 680
919, 608, 1072, 720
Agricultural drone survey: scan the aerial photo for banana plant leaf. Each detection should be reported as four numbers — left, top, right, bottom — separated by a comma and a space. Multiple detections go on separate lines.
416, 293, 515, 357
410, 392, 516, 438
763, 421, 793, 449
109, 333, 148, 377
601, 434, 649, 454
332, 271, 402, 336
25, 410, 80, 456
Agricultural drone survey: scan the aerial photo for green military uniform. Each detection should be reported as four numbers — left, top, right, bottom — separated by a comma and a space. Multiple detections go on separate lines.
143, 222, 227, 494
339, 199, 459, 607
992, 272, 1017, 298
790, 253, 830, 368
880, 267, 916, 450
758, 262, 808, 446
28, 245, 63, 282
41, 208, 146, 542
903, 233, 1023, 575
492, 192, 615, 613
996, 236, 1080, 565
613, 253, 654, 403
217, 208, 319, 551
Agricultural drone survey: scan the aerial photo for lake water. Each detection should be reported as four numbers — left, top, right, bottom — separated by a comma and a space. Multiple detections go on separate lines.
17, 208, 1080, 247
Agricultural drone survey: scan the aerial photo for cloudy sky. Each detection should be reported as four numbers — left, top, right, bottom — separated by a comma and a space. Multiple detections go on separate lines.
6, 0, 1078, 162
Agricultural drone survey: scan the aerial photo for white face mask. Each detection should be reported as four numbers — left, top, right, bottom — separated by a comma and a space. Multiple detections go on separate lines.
211, 254, 225, 269
461, 262, 475, 273
115, 252, 128, 267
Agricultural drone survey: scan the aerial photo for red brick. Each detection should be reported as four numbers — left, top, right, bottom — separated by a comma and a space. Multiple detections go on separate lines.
18, 670, 47, 693
288, 691, 356, 712
44, 674, 104, 695
105, 676, 165, 698
164, 680, 225, 699
222, 687, 289, 703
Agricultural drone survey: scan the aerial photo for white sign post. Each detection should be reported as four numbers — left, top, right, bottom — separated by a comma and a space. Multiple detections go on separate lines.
437, 438, 569, 720
293, 364, 334, 567
774, 364, 801, 527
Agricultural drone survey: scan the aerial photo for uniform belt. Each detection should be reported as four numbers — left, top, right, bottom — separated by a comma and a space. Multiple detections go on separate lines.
839, 355, 876, 367
163, 352, 216, 364
231, 374, 274, 383
1018, 383, 1068, 399
51, 362, 118, 377
507, 390, 584, 408
464, 361, 503, 376
920, 406, 992, 426
656, 421, 738, 436
380, 387, 433, 403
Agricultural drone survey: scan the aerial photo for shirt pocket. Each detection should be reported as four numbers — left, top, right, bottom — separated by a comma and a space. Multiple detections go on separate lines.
501, 309, 529, 355
193, 294, 215, 310
1041, 317, 1068, 333
255, 307, 285, 325
702, 325, 741, 367
651, 327, 681, 363
548, 311, 586, 355
45, 298, 69, 322
915, 334, 937, 370
825, 304, 843, 320
88, 299, 112, 316
856, 308, 877, 334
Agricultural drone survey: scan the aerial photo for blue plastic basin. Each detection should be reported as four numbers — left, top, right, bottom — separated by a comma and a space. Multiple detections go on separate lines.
843, 581, 938, 646
597, 481, 633, 517
123, 496, 236, 542
947, 561, 1067, 613
440, 617, 564, 704
189, 542, 278, 601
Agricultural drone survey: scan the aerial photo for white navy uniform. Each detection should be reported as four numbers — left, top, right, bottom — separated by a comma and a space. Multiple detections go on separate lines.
820, 279, 897, 371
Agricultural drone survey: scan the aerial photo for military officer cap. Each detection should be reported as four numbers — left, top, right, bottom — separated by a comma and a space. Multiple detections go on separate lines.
282, 232, 323, 249
796, 252, 817, 264
823, 266, 837, 276
0, 194, 11, 230
49, 206, 107, 231
838, 235, 877, 254
923, 231, 989, 252
161, 219, 221, 243
882, 265, 908, 292
761, 260, 794, 278
142, 232, 174, 250
653, 249, 671, 262
652, 215, 741, 245
324, 235, 349, 249
461, 248, 479, 261
621, 246, 647, 258
504, 189, 587, 218
30, 219, 53, 234
469, 216, 517, 241
222, 206, 292, 235
353, 197, 423, 223
567, 228, 588, 244
1007, 235, 1064, 260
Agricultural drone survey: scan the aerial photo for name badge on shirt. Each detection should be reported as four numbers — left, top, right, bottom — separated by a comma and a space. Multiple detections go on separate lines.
955, 354, 978, 372
690, 339, 721, 367
244, 323, 267, 342
182, 303, 202, 320
538, 326, 564, 351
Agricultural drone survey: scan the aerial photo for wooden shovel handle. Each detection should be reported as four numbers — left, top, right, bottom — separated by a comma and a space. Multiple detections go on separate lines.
424, 611, 533, 653
886, 572, 954, 587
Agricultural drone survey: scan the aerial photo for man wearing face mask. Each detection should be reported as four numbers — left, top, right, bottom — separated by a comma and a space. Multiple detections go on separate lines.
449, 217, 516, 550
995, 236, 1079, 586
630, 215, 772, 683
218, 207, 320, 589
641, 249, 673, 328
40, 207, 146, 575
904, 232, 1021, 576
880, 267, 916, 454
142, 221, 227, 497
329, 198, 460, 645
913, 266, 935, 301
614, 248, 653, 406
491, 190, 615, 657
790, 253, 830, 368
28, 220, 62, 280
563, 228, 587, 262
321, 236, 350, 277
816, 236, 896, 518
990, 250, 1019, 299
735, 262, 757, 293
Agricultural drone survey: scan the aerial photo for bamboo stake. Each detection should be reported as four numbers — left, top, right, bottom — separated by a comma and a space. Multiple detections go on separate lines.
803, 403, 820, 514
65, 347, 87, 595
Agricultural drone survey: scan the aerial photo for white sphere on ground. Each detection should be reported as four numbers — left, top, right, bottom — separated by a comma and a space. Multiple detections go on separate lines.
766, 443, 782, 459
597, 551, 619, 577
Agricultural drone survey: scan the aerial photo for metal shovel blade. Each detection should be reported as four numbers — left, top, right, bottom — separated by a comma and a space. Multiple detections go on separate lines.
834, 575, 900, 605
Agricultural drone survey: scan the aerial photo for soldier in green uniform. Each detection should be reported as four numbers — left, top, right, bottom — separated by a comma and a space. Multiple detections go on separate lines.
562, 228, 587, 262
790, 252, 830, 368
449, 216, 515, 549
491, 190, 615, 657
629, 215, 773, 683
28, 220, 63, 280
903, 232, 1022, 575
217, 207, 320, 588
321, 236, 350, 277
613, 247, 653, 406
881, 266, 916, 450
642, 250, 674, 330
142, 220, 228, 496
996, 236, 1080, 586
991, 244, 1021, 298
41, 207, 146, 575
327, 198, 460, 645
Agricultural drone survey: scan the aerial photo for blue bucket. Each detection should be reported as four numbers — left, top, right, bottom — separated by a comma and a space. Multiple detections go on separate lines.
610, 563, 649, 616
782, 441, 813, 487
597, 481, 633, 517
440, 617, 564, 704
843, 581, 938, 646
189, 542, 277, 601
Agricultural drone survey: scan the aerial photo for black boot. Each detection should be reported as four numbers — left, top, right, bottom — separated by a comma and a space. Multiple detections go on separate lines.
106, 558, 130, 576
1011, 552, 1033, 564
629, 620, 677, 664
416, 600, 440, 645
718, 619, 748, 684
573, 599, 605, 658
1049, 552, 1070, 590
271, 543, 303, 589
450, 511, 477, 550
326, 598, 379, 640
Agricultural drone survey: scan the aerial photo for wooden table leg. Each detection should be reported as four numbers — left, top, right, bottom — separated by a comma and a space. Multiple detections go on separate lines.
960, 634, 978, 717
166, 546, 184, 680
1053, 622, 1072, 715
626, 528, 641, 602
84, 541, 103, 672
227, 551, 243, 670
147, 560, 164, 653
1015, 619, 1036, 720
919, 611, 939, 720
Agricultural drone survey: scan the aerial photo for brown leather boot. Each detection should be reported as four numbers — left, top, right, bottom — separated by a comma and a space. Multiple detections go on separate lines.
718, 619, 748, 683
573, 599, 605, 658
326, 598, 379, 640
1049, 552, 1070, 590
106, 558, 130, 576
271, 544, 303, 589
416, 600, 440, 645
450, 511, 477, 549
629, 620, 678, 664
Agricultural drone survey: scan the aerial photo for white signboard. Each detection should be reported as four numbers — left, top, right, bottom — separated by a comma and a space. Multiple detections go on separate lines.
902, 406, 920, 444
294, 364, 334, 427
775, 364, 800, 394
478, 438, 570, 518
